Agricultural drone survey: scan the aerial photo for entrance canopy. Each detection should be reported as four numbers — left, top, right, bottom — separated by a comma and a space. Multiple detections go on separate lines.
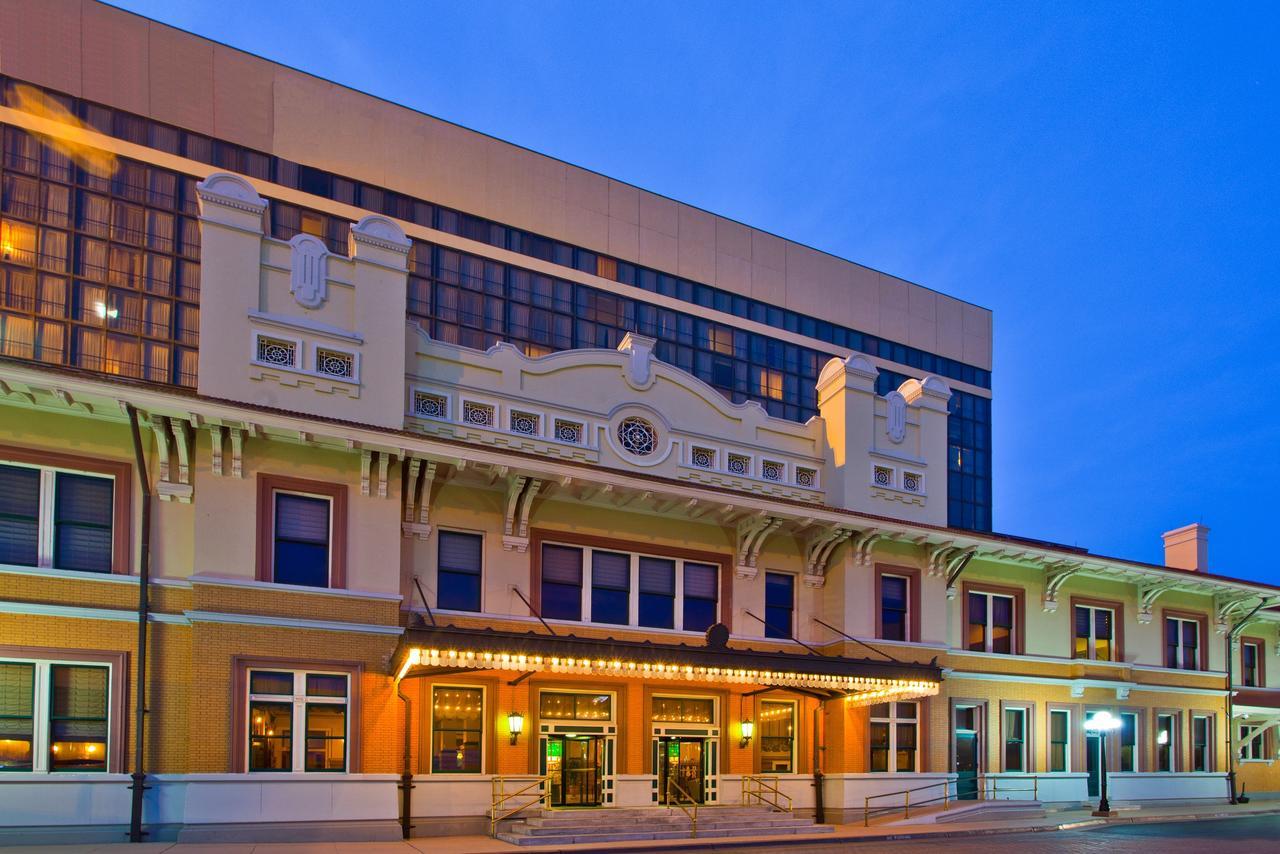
395, 624, 941, 706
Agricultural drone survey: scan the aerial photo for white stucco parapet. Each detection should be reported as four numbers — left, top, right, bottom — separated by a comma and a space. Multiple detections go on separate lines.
405, 326, 828, 503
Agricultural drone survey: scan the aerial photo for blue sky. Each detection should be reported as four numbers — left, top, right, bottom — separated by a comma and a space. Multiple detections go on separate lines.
113, 1, 1280, 582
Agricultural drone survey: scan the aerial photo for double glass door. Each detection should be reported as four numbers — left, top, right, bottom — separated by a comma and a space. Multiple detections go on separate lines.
546, 736, 603, 807
658, 737, 705, 804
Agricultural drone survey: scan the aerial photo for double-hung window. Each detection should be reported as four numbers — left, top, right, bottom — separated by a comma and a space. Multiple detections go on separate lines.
967, 591, 1015, 654
1048, 709, 1070, 772
0, 659, 110, 773
247, 669, 348, 772
1155, 713, 1177, 772
1164, 617, 1200, 670
683, 562, 719, 633
880, 574, 909, 642
272, 492, 331, 588
437, 531, 482, 612
1240, 724, 1266, 761
1119, 712, 1138, 772
869, 702, 919, 772
541, 544, 584, 621
764, 572, 795, 639
638, 557, 676, 629
1191, 715, 1211, 772
590, 550, 630, 625
1242, 641, 1262, 687
431, 686, 483, 773
1003, 707, 1028, 772
0, 461, 115, 573
1074, 605, 1114, 661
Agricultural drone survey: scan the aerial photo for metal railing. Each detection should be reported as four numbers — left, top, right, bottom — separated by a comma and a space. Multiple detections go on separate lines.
742, 775, 793, 813
664, 776, 700, 838
863, 779, 952, 826
490, 775, 549, 837
977, 774, 1040, 802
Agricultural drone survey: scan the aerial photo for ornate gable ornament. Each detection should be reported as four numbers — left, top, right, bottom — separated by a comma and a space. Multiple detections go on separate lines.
885, 390, 907, 443
289, 233, 330, 309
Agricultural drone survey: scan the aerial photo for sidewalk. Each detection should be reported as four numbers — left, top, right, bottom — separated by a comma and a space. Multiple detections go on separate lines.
9, 800, 1280, 854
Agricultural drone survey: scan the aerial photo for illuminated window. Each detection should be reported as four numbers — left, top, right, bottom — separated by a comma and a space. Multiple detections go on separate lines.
870, 702, 918, 772
760, 700, 795, 772
539, 692, 612, 721
1074, 605, 1114, 661
757, 368, 783, 400
248, 669, 348, 773
652, 697, 714, 724
706, 324, 734, 355
0, 659, 110, 773
968, 591, 1015, 654
431, 686, 483, 773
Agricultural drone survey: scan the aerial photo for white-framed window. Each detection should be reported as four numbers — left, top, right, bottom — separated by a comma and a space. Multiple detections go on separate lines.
247, 669, 348, 773
539, 542, 719, 633
0, 658, 111, 773
1191, 714, 1212, 772
430, 684, 484, 774
1239, 724, 1267, 761
1241, 640, 1262, 687
870, 701, 919, 772
539, 689, 615, 722
1165, 616, 1201, 670
1003, 706, 1029, 772
1074, 604, 1115, 661
1048, 708, 1071, 772
967, 590, 1016, 654
758, 699, 795, 773
0, 460, 115, 573
271, 490, 332, 588
1155, 712, 1178, 772
1119, 711, 1139, 772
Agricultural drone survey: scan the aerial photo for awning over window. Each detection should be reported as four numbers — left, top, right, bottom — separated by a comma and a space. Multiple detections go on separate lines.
395, 624, 941, 706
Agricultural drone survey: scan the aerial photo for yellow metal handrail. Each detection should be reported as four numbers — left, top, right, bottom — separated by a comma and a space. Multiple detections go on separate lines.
665, 776, 699, 838
977, 774, 1040, 802
863, 779, 951, 826
490, 775, 550, 837
742, 775, 793, 813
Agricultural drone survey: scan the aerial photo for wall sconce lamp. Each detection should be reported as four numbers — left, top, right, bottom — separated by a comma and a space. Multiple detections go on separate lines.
508, 711, 525, 745
740, 718, 754, 748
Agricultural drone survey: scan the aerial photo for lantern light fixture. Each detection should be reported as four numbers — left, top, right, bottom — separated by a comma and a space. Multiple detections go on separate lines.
508, 711, 525, 745
740, 718, 755, 748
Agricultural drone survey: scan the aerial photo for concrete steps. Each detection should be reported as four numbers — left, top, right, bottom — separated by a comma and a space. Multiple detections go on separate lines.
496, 805, 834, 846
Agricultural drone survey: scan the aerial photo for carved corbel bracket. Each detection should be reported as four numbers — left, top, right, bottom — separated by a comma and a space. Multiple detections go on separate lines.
149, 415, 193, 503
735, 515, 783, 580
501, 475, 543, 552
849, 530, 884, 567
401, 458, 439, 540
1041, 563, 1081, 613
1137, 583, 1175, 624
805, 526, 855, 578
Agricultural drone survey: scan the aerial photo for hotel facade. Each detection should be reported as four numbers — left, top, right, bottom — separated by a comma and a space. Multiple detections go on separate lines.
0, 1, 1277, 844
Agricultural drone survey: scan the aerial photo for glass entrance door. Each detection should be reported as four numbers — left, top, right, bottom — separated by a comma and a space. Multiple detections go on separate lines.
547, 736, 603, 807
658, 737, 705, 804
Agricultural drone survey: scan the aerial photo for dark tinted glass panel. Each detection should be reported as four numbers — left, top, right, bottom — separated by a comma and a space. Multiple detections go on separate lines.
541, 544, 582, 621
683, 561, 718, 633
638, 557, 675, 629
590, 550, 630, 625
764, 572, 793, 639
249, 671, 293, 695
305, 674, 347, 698
881, 575, 907, 641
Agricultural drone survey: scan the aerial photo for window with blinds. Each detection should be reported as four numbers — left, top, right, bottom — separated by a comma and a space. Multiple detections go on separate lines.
539, 541, 720, 632
0, 461, 114, 573
764, 572, 794, 639
272, 492, 331, 588
590, 550, 630, 625
541, 544, 583, 621
0, 658, 110, 773
437, 531, 483, 612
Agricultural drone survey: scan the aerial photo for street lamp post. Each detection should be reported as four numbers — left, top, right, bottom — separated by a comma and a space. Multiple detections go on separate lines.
1086, 711, 1122, 817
